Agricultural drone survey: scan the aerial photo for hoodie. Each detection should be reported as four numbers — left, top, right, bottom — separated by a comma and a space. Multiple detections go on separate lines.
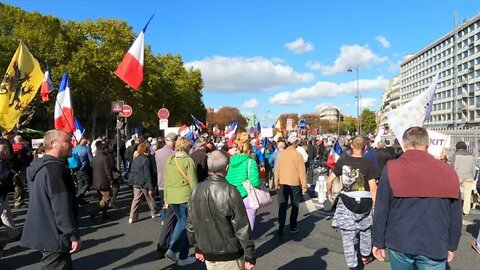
226, 154, 261, 198
20, 155, 79, 252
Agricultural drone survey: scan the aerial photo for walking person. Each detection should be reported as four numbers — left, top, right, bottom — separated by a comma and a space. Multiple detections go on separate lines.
0, 144, 18, 258
275, 135, 307, 236
372, 127, 462, 269
164, 137, 198, 266
21, 130, 81, 270
326, 136, 377, 269
226, 142, 262, 230
128, 143, 159, 223
451, 141, 476, 215
154, 133, 177, 255
89, 142, 113, 221
187, 150, 256, 270
73, 138, 92, 205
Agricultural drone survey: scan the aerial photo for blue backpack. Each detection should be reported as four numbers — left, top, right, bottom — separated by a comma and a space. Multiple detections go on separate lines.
68, 149, 81, 170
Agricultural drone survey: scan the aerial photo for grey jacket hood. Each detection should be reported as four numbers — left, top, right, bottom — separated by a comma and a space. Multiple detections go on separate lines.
27, 155, 64, 182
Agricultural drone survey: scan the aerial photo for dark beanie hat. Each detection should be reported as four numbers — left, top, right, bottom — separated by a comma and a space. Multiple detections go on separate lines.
455, 141, 467, 150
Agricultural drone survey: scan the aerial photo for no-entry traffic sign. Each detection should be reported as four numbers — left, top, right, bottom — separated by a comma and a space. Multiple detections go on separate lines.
157, 108, 170, 119
119, 104, 133, 118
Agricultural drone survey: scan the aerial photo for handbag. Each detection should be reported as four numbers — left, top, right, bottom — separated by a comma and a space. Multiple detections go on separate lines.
242, 159, 272, 210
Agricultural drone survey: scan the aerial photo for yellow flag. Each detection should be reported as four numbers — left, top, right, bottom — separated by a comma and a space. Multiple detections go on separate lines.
0, 40, 44, 131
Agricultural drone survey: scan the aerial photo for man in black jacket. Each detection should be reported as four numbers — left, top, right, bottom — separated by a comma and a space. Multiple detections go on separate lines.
21, 130, 81, 270
190, 139, 209, 182
89, 142, 113, 221
187, 150, 255, 270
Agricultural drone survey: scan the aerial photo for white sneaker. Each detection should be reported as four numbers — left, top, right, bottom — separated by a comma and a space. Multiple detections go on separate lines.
165, 249, 179, 263
128, 218, 134, 224
177, 256, 196, 266
151, 213, 161, 219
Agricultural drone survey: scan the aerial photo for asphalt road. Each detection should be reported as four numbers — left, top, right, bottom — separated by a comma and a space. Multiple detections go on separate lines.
1, 185, 479, 269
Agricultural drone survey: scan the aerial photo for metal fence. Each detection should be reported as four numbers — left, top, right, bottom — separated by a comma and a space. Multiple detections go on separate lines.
436, 128, 480, 158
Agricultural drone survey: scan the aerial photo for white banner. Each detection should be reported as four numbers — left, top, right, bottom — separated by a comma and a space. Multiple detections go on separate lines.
31, 138, 44, 149
426, 129, 450, 159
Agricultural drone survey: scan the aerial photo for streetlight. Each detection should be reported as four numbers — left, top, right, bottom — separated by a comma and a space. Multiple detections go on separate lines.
347, 65, 360, 135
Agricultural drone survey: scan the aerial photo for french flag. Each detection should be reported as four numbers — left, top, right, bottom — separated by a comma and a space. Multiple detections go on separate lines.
326, 140, 343, 169
191, 114, 206, 132
114, 15, 154, 91
54, 72, 75, 133
179, 125, 196, 142
73, 118, 85, 142
40, 66, 53, 102
225, 121, 238, 139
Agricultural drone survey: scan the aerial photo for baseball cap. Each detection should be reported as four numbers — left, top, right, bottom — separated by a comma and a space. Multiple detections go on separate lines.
287, 135, 298, 144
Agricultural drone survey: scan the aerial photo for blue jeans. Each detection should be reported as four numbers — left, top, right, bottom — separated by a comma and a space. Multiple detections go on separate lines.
169, 203, 189, 260
389, 249, 446, 270
477, 229, 480, 246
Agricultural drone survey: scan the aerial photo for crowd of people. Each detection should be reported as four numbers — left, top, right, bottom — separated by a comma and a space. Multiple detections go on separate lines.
0, 126, 479, 269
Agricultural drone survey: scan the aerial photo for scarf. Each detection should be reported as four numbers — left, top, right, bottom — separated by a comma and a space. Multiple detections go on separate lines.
388, 150, 459, 199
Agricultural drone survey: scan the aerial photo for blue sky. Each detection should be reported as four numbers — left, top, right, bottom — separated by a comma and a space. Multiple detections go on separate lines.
3, 0, 479, 124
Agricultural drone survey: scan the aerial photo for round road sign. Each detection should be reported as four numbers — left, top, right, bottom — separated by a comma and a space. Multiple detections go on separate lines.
157, 108, 170, 119
119, 104, 133, 118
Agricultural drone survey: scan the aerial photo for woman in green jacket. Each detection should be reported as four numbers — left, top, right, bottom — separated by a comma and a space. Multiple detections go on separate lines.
163, 137, 198, 266
226, 142, 262, 229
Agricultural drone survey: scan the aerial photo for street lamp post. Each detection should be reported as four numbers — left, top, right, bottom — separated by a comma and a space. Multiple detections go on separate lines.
347, 65, 360, 135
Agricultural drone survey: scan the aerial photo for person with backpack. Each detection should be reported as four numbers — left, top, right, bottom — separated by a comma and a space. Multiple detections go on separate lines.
73, 138, 92, 205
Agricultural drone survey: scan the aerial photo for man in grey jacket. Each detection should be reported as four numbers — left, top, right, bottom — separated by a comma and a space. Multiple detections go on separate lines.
452, 141, 476, 215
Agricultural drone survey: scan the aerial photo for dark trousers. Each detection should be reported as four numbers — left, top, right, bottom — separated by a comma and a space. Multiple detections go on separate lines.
41, 251, 73, 270
76, 170, 91, 200
158, 206, 177, 251
278, 185, 301, 230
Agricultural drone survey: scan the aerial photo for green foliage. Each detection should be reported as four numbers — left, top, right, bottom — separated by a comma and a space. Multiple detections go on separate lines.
0, 3, 206, 136
360, 109, 377, 135
339, 116, 357, 135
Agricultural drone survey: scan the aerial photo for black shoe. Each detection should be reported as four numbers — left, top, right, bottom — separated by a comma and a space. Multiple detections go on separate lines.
289, 228, 299, 234
277, 228, 284, 236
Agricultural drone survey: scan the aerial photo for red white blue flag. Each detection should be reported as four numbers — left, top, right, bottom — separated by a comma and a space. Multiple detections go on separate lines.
54, 72, 75, 133
327, 140, 343, 169
114, 15, 154, 91
40, 66, 53, 102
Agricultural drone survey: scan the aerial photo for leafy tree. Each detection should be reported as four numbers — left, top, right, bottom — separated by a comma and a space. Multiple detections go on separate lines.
360, 109, 377, 135
0, 4, 206, 136
339, 116, 357, 135
206, 107, 246, 133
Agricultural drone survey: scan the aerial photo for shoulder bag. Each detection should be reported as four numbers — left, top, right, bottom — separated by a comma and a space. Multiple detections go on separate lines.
242, 159, 272, 209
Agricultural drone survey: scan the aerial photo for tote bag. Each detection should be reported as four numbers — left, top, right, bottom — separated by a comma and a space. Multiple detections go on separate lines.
242, 159, 272, 209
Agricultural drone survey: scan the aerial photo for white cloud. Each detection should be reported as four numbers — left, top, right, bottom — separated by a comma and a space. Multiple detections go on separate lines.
186, 56, 314, 92
285, 38, 314, 54
306, 44, 388, 75
269, 76, 389, 105
375, 35, 391, 48
242, 98, 260, 109
359, 97, 377, 108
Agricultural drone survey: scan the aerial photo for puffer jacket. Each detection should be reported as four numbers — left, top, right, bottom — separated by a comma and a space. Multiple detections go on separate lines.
226, 154, 261, 198
164, 151, 198, 204
187, 174, 256, 264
